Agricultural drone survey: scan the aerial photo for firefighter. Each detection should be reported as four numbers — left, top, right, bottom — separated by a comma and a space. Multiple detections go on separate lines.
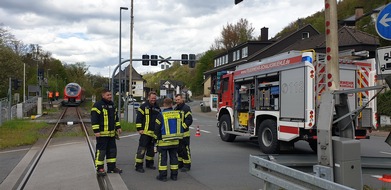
155, 98, 184, 181
135, 91, 161, 173
91, 89, 122, 176
174, 94, 193, 172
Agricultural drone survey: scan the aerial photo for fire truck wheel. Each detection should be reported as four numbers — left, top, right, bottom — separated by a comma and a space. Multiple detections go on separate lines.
308, 140, 317, 153
258, 119, 279, 154
219, 114, 236, 142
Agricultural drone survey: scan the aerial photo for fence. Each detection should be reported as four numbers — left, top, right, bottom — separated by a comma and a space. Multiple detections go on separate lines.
249, 155, 354, 190
0, 97, 38, 126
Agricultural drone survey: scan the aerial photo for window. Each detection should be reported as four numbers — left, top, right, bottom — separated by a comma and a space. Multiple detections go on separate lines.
302, 32, 309, 39
233, 52, 237, 61
236, 50, 241, 60
214, 59, 217, 67
225, 55, 228, 63
242, 47, 248, 58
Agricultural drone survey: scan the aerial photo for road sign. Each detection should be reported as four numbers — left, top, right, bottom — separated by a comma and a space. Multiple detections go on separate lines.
376, 46, 391, 76
376, 3, 391, 40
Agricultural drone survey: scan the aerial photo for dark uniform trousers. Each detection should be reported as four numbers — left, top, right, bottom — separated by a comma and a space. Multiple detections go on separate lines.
135, 134, 155, 168
95, 137, 117, 170
157, 145, 178, 177
178, 137, 191, 169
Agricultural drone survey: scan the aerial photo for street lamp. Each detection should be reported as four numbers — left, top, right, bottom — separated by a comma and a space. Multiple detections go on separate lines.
119, 6, 129, 119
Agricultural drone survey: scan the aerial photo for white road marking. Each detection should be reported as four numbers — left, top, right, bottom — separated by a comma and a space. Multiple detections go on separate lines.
380, 151, 391, 155
0, 148, 30, 154
371, 175, 382, 179
119, 133, 139, 139
200, 130, 211, 134
51, 142, 83, 147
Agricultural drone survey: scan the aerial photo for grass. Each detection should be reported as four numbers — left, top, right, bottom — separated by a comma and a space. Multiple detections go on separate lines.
0, 119, 48, 150
120, 120, 137, 132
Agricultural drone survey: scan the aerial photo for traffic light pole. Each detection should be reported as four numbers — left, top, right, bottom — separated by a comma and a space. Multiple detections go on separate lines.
8, 77, 12, 120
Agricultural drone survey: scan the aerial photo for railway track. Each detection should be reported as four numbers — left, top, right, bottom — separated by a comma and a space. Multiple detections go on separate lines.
15, 107, 114, 190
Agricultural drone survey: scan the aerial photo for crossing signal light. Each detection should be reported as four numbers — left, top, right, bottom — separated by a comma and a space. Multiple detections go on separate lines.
181, 54, 188, 65
142, 54, 150, 66
189, 54, 196, 68
12, 79, 21, 90
113, 80, 119, 92
151, 55, 158, 66
235, 0, 243, 4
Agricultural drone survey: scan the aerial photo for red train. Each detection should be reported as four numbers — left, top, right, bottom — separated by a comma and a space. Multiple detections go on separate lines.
62, 83, 85, 106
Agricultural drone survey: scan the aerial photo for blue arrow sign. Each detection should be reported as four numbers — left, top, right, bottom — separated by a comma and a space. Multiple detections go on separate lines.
376, 3, 391, 40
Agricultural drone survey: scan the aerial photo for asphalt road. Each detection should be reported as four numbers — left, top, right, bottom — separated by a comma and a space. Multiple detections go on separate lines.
1, 100, 390, 189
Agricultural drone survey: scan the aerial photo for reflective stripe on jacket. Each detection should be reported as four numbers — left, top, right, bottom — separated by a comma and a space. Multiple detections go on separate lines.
91, 99, 120, 137
155, 108, 184, 146
136, 102, 160, 138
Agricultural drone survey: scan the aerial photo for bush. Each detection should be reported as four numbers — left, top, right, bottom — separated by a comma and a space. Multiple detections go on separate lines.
377, 90, 391, 116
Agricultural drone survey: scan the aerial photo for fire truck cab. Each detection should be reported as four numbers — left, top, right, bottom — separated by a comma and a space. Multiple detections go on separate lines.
216, 50, 377, 154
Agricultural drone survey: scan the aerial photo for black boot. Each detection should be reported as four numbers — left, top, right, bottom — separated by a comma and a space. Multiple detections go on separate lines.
178, 161, 183, 169
135, 163, 145, 173
156, 170, 167, 182
146, 160, 156, 170
170, 174, 178, 181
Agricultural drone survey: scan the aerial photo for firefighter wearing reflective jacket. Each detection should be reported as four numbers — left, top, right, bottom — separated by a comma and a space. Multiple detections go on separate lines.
91, 89, 122, 176
174, 94, 193, 172
155, 98, 184, 181
135, 91, 161, 173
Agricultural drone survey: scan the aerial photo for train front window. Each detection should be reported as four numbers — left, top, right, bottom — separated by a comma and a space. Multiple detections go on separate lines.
67, 85, 79, 96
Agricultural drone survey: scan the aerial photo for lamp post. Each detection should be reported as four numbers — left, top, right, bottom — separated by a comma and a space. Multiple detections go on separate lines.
119, 6, 129, 120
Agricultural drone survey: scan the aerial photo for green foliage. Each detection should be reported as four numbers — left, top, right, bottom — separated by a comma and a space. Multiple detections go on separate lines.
275, 0, 390, 40
120, 120, 137, 132
377, 90, 391, 116
0, 120, 47, 149
212, 18, 256, 51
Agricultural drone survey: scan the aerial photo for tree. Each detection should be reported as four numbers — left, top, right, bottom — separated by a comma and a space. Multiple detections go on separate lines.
189, 50, 217, 96
213, 18, 255, 51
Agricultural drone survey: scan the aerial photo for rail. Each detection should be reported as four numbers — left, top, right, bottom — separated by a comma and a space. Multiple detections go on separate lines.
15, 107, 113, 190
249, 155, 354, 190
16, 107, 68, 190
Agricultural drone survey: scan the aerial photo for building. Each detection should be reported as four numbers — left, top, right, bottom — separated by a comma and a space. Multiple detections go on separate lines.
113, 65, 146, 100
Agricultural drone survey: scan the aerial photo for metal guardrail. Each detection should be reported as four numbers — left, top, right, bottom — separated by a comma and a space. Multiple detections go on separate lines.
249, 155, 354, 190
23, 97, 38, 116
0, 96, 38, 125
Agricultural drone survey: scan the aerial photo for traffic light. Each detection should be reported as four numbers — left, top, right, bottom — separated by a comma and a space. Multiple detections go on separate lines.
142, 54, 150, 66
151, 55, 158, 66
235, 0, 243, 4
12, 79, 21, 90
189, 54, 196, 68
120, 80, 125, 93
38, 68, 44, 79
181, 54, 188, 65
113, 80, 119, 92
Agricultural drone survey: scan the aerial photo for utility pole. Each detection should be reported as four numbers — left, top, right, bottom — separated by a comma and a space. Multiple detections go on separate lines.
325, 0, 340, 90
129, 0, 134, 98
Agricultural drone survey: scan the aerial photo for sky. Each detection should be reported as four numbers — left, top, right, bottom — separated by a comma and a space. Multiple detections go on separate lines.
0, 0, 325, 77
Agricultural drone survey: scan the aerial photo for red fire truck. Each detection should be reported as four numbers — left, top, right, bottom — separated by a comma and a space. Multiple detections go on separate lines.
216, 50, 377, 154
